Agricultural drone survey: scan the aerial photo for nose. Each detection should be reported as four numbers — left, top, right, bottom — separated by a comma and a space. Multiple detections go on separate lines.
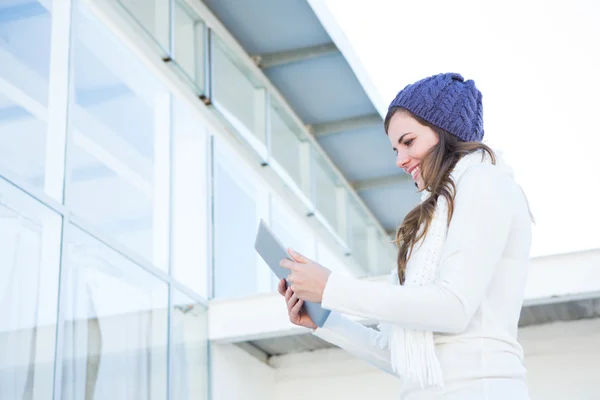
396, 152, 410, 169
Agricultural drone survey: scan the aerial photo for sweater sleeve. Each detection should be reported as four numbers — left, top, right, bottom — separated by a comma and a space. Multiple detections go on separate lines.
312, 311, 397, 376
321, 164, 514, 334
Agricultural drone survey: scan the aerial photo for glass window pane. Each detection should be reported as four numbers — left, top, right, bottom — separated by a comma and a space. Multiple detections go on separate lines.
376, 231, 397, 275
171, 98, 208, 297
269, 99, 310, 196
0, 177, 61, 399
170, 0, 205, 94
212, 35, 267, 152
213, 142, 269, 298
313, 152, 347, 242
115, 0, 170, 53
316, 241, 348, 276
0, 1, 53, 193
171, 290, 208, 400
270, 198, 316, 290
271, 198, 315, 260
348, 197, 370, 270
67, 5, 170, 269
61, 226, 169, 400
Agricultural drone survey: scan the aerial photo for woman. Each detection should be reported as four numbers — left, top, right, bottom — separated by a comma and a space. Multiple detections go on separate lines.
278, 72, 535, 399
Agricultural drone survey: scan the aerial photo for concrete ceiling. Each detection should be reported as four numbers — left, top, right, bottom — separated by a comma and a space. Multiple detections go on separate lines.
201, 0, 420, 234
244, 297, 600, 358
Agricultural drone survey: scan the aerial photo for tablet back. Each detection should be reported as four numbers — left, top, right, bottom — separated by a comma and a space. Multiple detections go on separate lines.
254, 219, 331, 327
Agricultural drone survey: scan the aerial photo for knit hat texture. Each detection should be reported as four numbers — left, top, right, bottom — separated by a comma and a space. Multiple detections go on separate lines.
388, 72, 484, 142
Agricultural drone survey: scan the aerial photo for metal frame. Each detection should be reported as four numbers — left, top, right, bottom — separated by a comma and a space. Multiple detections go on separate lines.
202, 25, 212, 104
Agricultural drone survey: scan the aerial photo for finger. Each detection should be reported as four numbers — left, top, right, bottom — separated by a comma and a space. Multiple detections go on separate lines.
284, 286, 293, 302
287, 292, 298, 311
288, 248, 310, 264
279, 258, 297, 270
290, 298, 304, 320
277, 279, 286, 296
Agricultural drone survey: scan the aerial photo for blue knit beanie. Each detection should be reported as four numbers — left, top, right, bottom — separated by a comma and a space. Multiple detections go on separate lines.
388, 72, 484, 142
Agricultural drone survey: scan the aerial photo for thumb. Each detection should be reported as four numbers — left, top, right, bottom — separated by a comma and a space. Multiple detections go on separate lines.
288, 248, 310, 264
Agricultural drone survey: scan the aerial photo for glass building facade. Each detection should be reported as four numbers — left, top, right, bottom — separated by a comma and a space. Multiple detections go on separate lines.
0, 1, 208, 398
0, 0, 396, 398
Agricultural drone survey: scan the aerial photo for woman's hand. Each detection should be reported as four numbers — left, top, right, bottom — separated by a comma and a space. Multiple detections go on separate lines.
277, 279, 317, 330
280, 248, 331, 304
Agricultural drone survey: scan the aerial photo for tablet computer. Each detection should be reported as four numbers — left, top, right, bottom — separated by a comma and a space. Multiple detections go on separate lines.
254, 219, 331, 327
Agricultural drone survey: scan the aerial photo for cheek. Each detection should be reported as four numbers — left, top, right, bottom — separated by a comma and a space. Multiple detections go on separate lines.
415, 136, 439, 159
410, 143, 429, 160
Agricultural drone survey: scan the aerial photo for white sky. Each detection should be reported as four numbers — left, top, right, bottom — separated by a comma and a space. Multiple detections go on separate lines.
320, 0, 600, 257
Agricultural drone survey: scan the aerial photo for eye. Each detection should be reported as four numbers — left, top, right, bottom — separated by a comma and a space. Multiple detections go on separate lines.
404, 138, 414, 147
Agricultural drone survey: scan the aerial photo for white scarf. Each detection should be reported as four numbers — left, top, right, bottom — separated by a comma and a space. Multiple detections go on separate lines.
377, 150, 494, 389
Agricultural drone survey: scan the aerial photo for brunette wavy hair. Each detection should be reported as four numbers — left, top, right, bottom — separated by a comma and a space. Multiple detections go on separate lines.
384, 107, 496, 284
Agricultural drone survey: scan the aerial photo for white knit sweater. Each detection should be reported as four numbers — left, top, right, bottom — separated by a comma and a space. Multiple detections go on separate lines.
313, 159, 534, 399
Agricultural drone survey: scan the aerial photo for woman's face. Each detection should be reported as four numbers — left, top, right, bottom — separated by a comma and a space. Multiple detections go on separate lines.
387, 112, 439, 190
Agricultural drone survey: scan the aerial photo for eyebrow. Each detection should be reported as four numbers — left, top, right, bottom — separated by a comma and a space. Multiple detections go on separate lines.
397, 132, 412, 145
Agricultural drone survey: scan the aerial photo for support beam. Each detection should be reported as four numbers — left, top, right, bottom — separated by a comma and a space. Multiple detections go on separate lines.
351, 173, 411, 192
252, 42, 338, 69
308, 113, 381, 137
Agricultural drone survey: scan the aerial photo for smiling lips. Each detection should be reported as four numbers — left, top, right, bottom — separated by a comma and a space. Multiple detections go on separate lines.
407, 165, 421, 181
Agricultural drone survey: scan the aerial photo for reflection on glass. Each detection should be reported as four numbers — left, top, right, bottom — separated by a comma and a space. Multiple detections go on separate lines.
171, 98, 208, 297
213, 146, 264, 298
170, 0, 205, 94
0, 1, 52, 193
269, 99, 309, 194
116, 0, 171, 53
212, 35, 267, 149
376, 231, 397, 275
61, 226, 169, 400
270, 199, 316, 290
0, 178, 61, 399
67, 6, 170, 269
313, 153, 346, 241
171, 290, 208, 399
348, 197, 370, 270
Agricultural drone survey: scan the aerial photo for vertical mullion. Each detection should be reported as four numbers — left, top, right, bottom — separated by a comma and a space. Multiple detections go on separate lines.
169, 0, 176, 59
166, 284, 173, 399
202, 26, 212, 104
206, 134, 215, 299
45, 0, 73, 204
166, 92, 176, 400
49, 0, 74, 398
33, 214, 63, 400
264, 93, 272, 165
52, 214, 72, 400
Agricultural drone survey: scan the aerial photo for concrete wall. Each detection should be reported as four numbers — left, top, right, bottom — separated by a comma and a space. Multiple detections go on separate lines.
519, 318, 600, 400
211, 319, 600, 400
210, 343, 275, 400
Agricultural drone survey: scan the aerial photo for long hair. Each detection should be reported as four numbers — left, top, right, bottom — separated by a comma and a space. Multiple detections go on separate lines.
384, 107, 496, 285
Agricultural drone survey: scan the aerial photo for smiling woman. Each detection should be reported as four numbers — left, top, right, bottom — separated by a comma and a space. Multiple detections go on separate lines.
278, 72, 535, 400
